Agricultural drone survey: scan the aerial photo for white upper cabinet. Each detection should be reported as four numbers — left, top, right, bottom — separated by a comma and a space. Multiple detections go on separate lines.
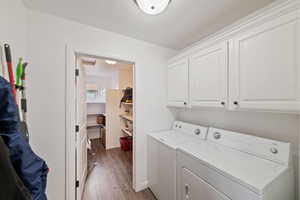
230, 11, 299, 112
167, 58, 189, 107
190, 42, 228, 109
167, 1, 299, 113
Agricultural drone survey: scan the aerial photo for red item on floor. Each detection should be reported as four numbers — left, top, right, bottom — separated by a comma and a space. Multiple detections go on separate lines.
120, 137, 131, 151
128, 137, 133, 150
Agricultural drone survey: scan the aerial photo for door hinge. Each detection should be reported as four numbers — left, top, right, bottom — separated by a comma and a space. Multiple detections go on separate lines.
75, 125, 79, 132
75, 69, 79, 77
76, 180, 79, 188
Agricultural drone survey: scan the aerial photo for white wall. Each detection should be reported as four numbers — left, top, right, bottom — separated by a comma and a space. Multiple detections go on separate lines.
85, 60, 119, 90
87, 103, 105, 115
177, 109, 299, 198
0, 0, 28, 78
86, 75, 116, 91
118, 68, 133, 90
26, 10, 176, 199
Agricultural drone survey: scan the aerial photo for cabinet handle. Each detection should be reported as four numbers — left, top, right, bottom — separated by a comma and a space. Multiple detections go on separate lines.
221, 102, 225, 106
184, 102, 187, 105
185, 184, 190, 200
233, 101, 239, 105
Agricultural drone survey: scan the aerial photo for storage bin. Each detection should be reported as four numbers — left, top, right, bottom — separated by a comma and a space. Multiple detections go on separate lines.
120, 137, 132, 151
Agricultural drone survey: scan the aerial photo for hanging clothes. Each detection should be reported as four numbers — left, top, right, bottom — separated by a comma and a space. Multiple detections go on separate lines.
120, 87, 133, 107
0, 76, 48, 200
0, 136, 32, 200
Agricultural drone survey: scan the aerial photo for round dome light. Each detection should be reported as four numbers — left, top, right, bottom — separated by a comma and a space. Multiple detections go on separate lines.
135, 0, 171, 15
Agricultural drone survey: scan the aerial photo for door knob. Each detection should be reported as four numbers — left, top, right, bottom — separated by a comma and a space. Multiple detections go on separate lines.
185, 184, 190, 200
194, 129, 201, 135
214, 132, 221, 140
221, 102, 225, 106
270, 147, 278, 154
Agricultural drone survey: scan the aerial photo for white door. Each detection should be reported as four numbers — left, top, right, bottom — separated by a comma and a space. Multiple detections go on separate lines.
230, 11, 299, 112
181, 168, 230, 200
167, 58, 189, 107
190, 42, 228, 108
75, 59, 88, 200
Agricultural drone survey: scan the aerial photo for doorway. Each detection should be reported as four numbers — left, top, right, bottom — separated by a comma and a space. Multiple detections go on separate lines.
66, 48, 138, 200
66, 47, 157, 200
75, 54, 137, 200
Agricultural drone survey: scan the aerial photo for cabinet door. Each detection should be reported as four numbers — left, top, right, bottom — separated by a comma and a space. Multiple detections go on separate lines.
167, 58, 189, 107
190, 43, 228, 108
181, 168, 230, 200
230, 11, 299, 112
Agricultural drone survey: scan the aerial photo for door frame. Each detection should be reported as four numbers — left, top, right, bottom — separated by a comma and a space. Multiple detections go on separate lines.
65, 45, 137, 200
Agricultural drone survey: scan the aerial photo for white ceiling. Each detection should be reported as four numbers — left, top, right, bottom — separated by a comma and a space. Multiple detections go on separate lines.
24, 0, 276, 50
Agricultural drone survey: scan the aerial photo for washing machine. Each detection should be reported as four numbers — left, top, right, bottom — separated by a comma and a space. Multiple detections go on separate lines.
147, 121, 208, 200
177, 127, 294, 200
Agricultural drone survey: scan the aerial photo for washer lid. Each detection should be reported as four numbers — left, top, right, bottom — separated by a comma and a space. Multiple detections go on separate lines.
178, 139, 289, 195
148, 130, 196, 149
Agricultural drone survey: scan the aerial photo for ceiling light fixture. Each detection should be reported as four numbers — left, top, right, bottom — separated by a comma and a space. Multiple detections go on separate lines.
105, 60, 117, 65
135, 0, 171, 15
81, 57, 97, 66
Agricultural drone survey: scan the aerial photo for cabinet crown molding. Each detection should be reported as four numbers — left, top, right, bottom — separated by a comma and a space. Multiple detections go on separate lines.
169, 0, 299, 64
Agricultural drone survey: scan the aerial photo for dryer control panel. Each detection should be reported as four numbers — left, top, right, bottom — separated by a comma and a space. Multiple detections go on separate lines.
207, 128, 291, 166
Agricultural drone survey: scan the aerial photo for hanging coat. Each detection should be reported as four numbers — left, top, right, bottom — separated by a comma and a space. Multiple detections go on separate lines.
0, 76, 48, 200
0, 136, 32, 200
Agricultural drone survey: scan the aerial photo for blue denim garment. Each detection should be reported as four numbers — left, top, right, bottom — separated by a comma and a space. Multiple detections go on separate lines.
0, 76, 48, 200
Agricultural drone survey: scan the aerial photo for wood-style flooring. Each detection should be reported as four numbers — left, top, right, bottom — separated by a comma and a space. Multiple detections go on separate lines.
82, 139, 157, 200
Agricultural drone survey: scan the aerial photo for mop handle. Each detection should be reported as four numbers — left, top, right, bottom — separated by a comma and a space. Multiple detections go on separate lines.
4, 44, 16, 101
21, 63, 28, 117
16, 58, 23, 89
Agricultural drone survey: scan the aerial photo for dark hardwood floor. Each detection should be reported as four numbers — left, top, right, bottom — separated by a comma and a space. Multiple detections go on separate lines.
82, 139, 157, 200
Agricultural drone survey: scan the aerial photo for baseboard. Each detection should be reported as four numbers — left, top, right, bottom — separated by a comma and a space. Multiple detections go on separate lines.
135, 180, 149, 192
